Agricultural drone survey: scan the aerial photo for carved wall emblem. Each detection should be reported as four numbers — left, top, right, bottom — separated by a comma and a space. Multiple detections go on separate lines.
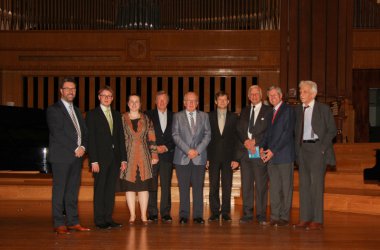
127, 39, 148, 60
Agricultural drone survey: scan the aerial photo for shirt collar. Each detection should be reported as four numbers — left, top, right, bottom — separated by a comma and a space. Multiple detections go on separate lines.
100, 104, 111, 112
303, 99, 315, 108
251, 102, 262, 109
274, 101, 283, 111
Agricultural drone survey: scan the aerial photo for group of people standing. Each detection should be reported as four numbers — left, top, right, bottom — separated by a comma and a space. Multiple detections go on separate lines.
46, 77, 336, 234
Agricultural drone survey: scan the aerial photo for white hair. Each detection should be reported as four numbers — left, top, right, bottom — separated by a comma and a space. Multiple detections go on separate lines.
299, 80, 318, 94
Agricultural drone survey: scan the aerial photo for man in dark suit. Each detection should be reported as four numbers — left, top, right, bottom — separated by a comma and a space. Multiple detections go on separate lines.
207, 91, 239, 222
235, 85, 272, 225
261, 86, 295, 227
47, 77, 90, 234
85, 86, 127, 229
146, 90, 175, 223
293, 80, 337, 230
172, 92, 211, 224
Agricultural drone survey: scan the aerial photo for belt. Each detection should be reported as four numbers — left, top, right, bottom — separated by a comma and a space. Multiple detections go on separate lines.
302, 139, 319, 143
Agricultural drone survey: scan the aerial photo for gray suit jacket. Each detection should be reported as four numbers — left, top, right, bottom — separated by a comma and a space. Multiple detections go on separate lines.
172, 110, 211, 166
295, 101, 337, 165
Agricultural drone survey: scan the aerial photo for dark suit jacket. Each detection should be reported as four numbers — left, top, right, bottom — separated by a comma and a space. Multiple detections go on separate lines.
235, 103, 272, 161
145, 109, 175, 163
47, 100, 88, 163
262, 102, 295, 164
85, 106, 127, 167
207, 110, 238, 163
295, 101, 337, 165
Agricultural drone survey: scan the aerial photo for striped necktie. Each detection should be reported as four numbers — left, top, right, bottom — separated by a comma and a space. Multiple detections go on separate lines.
68, 104, 81, 146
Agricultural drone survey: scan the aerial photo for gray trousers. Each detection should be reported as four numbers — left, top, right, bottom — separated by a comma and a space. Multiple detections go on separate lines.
175, 162, 206, 219
298, 142, 326, 223
240, 156, 268, 221
267, 162, 294, 222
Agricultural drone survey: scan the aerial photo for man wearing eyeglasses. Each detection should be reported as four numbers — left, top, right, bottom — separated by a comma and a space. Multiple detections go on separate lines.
85, 86, 127, 229
47, 77, 90, 234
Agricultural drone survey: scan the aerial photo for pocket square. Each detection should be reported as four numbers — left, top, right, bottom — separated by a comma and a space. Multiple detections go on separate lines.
261, 117, 264, 120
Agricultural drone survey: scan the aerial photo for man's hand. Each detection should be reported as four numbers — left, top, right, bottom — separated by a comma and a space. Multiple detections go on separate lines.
187, 149, 199, 159
151, 158, 159, 165
261, 149, 274, 163
244, 139, 256, 151
91, 163, 100, 173
157, 145, 168, 154
231, 161, 239, 169
75, 147, 85, 158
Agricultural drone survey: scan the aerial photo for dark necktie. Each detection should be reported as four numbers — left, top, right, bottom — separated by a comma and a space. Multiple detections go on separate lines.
248, 106, 255, 134
300, 105, 309, 145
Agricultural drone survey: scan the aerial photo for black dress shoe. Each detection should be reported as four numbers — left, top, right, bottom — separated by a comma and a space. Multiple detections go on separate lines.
239, 216, 253, 223
179, 217, 188, 224
148, 215, 158, 222
109, 221, 123, 228
208, 214, 220, 222
96, 223, 111, 229
222, 214, 232, 221
162, 215, 173, 222
193, 218, 205, 224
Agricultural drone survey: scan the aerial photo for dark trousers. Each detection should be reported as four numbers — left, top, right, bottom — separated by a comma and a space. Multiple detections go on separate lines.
148, 160, 173, 217
208, 160, 233, 215
240, 156, 268, 221
175, 162, 206, 219
298, 142, 326, 223
51, 158, 83, 228
93, 158, 119, 225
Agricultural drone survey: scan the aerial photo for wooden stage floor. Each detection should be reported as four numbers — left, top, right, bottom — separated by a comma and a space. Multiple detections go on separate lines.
0, 200, 379, 250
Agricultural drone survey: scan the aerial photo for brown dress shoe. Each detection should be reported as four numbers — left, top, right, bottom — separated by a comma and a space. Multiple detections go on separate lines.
293, 221, 310, 229
67, 224, 91, 232
307, 222, 323, 230
54, 226, 70, 234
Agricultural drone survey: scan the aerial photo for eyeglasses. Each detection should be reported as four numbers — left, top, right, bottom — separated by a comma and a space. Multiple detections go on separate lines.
100, 95, 113, 99
62, 87, 76, 91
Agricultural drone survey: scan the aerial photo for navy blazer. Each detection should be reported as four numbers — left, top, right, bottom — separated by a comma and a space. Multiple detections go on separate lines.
262, 102, 295, 164
145, 109, 175, 163
85, 106, 127, 167
46, 100, 88, 163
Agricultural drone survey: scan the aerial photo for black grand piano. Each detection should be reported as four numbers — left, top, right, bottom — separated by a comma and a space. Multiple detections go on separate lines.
0, 105, 51, 173
363, 149, 380, 184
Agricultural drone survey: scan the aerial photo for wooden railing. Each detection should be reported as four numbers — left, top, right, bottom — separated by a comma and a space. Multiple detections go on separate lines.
21, 74, 259, 113
0, 0, 281, 31
354, 0, 380, 28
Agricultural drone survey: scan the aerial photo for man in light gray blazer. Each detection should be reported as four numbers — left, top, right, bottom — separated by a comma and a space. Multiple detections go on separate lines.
293, 80, 336, 230
172, 92, 211, 224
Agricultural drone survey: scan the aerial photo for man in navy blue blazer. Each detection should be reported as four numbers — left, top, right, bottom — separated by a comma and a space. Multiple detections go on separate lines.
261, 86, 295, 227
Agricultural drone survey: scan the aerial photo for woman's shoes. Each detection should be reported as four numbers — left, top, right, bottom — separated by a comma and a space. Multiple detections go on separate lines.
129, 215, 136, 225
141, 217, 149, 226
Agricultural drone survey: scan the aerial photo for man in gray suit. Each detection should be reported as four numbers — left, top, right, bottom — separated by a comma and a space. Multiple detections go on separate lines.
293, 80, 336, 230
172, 92, 211, 224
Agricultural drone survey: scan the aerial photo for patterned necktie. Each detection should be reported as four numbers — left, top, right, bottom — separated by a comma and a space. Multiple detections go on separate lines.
68, 104, 81, 146
105, 109, 113, 134
189, 112, 196, 135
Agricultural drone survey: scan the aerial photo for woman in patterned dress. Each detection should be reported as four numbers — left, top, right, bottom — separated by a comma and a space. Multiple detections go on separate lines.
118, 94, 158, 224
